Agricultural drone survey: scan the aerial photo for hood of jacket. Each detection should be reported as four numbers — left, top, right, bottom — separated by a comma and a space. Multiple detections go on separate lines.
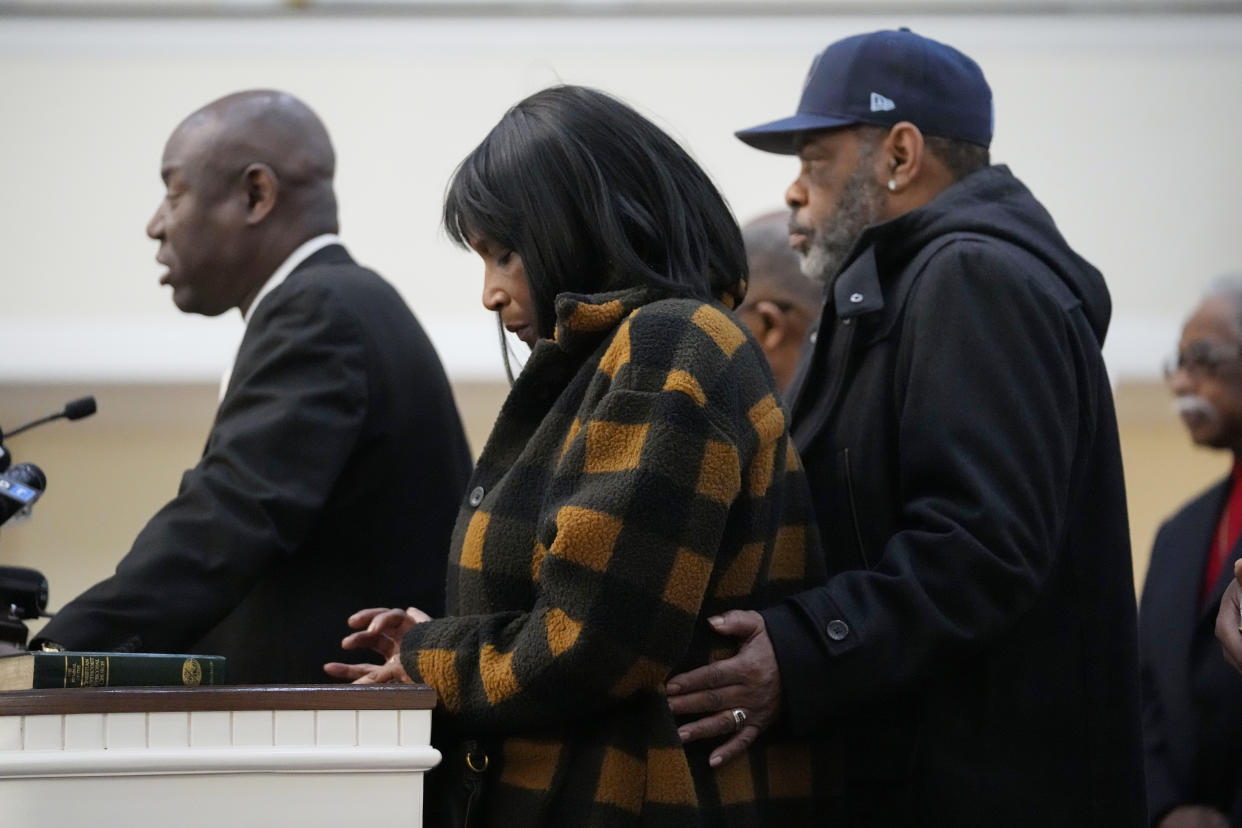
842, 164, 1111, 344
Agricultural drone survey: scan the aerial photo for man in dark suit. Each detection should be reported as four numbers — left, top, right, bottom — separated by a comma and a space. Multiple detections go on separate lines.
667, 30, 1145, 825
1145, 277, 1242, 828
34, 90, 473, 683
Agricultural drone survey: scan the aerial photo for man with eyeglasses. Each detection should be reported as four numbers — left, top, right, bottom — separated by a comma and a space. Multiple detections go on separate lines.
1142, 273, 1242, 828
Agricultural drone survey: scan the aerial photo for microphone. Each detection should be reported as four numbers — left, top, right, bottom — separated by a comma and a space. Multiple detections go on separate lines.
0, 463, 45, 527
62, 396, 97, 421
0, 395, 93, 526
0, 563, 50, 647
0, 565, 48, 620
2, 396, 97, 441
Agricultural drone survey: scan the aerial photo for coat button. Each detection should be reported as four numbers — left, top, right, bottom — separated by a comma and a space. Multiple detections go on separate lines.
826, 619, 850, 641
468, 486, 485, 507
849, 292, 864, 304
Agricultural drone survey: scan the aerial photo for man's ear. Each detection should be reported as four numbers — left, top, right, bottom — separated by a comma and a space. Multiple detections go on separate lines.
751, 299, 790, 350
242, 163, 279, 225
878, 121, 926, 193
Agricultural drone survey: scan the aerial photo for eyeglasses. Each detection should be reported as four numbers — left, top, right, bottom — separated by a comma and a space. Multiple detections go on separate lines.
1163, 340, 1242, 381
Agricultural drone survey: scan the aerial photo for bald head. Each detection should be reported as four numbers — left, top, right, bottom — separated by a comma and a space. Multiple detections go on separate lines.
1202, 271, 1242, 334
737, 210, 823, 392
148, 90, 340, 316
175, 89, 338, 230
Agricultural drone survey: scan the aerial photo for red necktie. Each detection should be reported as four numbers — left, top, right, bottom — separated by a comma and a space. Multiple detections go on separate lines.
1203, 460, 1242, 609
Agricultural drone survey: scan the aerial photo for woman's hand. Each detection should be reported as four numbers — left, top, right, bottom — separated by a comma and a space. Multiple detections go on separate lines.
323, 606, 432, 684
323, 655, 414, 684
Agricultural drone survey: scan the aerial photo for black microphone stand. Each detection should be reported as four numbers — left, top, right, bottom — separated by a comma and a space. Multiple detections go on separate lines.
0, 396, 96, 651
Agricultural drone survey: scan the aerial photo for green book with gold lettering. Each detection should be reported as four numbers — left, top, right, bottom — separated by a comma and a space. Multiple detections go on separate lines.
0, 651, 226, 690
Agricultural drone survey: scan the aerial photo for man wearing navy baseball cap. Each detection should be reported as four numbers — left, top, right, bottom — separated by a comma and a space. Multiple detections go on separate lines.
668, 29, 1146, 825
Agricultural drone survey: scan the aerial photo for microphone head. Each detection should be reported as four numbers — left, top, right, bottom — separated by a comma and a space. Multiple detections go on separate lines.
0, 462, 45, 527
63, 396, 97, 421
6, 463, 46, 492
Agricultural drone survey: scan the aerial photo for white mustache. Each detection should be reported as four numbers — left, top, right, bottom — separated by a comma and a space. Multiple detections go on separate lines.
1173, 395, 1218, 420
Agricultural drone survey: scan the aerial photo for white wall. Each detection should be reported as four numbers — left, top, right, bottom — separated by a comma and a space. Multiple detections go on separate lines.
1, 13, 1240, 384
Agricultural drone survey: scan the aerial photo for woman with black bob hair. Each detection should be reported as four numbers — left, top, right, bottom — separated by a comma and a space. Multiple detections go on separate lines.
444, 84, 746, 350
328, 85, 833, 826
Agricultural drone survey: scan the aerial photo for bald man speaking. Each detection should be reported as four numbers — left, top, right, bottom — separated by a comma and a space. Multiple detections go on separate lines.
35, 91, 472, 683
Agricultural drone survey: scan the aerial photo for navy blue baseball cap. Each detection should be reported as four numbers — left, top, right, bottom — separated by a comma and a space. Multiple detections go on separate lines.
736, 29, 993, 154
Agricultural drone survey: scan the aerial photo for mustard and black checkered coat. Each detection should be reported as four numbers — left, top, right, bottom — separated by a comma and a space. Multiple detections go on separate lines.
402, 283, 835, 826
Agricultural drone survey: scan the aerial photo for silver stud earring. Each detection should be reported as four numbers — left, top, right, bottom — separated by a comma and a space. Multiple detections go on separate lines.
888, 180, 897, 192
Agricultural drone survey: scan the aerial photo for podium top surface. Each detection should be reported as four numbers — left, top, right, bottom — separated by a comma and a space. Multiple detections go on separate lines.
0, 684, 438, 716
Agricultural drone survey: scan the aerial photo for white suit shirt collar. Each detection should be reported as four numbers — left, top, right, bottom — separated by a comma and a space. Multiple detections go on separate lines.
241, 233, 342, 323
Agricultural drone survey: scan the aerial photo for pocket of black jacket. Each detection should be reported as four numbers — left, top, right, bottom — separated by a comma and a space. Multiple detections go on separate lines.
836, 447, 871, 570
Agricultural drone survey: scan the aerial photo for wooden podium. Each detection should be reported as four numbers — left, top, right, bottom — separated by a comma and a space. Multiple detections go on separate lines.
0, 684, 440, 827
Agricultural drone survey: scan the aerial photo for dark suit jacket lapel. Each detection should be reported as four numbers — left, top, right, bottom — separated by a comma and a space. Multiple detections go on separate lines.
206, 243, 355, 457
1201, 481, 1242, 623
1164, 479, 1229, 640
1145, 479, 1226, 706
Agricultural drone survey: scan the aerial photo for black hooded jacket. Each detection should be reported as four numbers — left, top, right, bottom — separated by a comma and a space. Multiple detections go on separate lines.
764, 165, 1146, 826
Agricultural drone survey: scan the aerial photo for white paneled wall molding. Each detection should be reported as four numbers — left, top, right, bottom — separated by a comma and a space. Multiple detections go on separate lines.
0, 685, 440, 828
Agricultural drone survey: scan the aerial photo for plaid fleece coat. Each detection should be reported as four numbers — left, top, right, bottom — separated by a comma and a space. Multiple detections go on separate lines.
402, 282, 835, 827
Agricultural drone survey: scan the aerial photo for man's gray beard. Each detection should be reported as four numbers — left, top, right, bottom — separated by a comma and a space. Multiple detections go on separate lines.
799, 164, 886, 287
